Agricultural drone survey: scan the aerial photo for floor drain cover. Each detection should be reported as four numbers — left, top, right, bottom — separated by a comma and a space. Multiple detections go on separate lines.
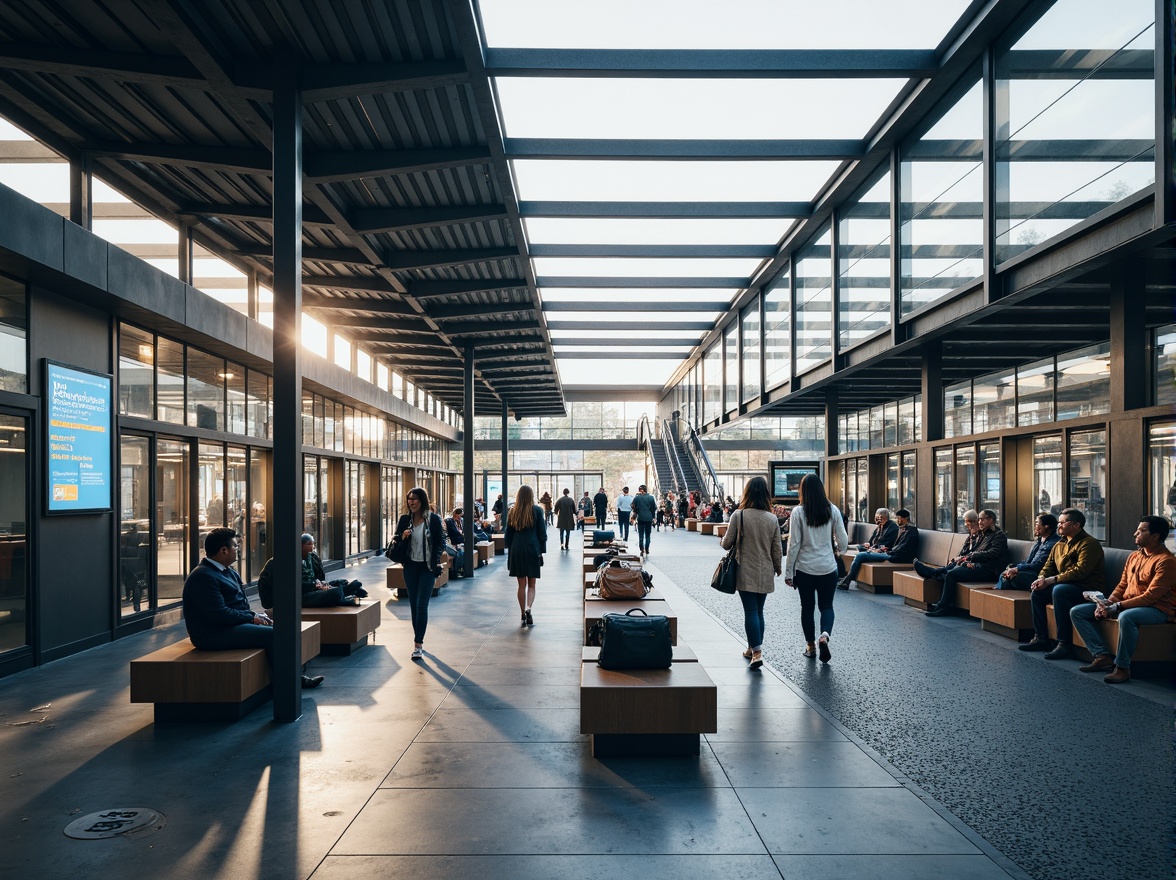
64, 808, 165, 839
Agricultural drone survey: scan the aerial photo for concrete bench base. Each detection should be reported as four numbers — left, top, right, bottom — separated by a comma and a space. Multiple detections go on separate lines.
130, 621, 321, 722
301, 600, 381, 655
580, 663, 716, 758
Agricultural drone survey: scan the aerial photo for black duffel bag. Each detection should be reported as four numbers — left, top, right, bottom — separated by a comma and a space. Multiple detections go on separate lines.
591, 529, 616, 546
597, 608, 672, 670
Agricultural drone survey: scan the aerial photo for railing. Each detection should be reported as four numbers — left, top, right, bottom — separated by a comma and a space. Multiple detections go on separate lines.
636, 414, 664, 499
661, 418, 689, 497
686, 425, 724, 504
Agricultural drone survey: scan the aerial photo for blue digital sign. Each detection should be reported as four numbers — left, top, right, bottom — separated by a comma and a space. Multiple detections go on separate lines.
46, 361, 113, 514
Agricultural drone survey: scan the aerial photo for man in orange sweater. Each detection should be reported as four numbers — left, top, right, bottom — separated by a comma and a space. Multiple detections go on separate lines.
1070, 515, 1175, 684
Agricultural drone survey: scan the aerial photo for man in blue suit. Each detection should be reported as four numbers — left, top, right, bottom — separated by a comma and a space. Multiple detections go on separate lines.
182, 527, 323, 688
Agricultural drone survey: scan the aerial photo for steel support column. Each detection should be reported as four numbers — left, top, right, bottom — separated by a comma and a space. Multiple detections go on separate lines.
1157, 0, 1174, 225
1109, 263, 1146, 413
271, 61, 304, 723
463, 347, 476, 577
501, 400, 510, 522
178, 221, 193, 285
69, 155, 91, 230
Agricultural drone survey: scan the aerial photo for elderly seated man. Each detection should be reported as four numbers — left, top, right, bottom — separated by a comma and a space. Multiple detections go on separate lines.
838, 509, 919, 590
916, 509, 1008, 616
996, 512, 1059, 589
258, 533, 367, 611
1069, 515, 1174, 684
855, 508, 900, 553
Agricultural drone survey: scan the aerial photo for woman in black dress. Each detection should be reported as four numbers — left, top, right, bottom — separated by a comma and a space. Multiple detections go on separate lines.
505, 484, 547, 626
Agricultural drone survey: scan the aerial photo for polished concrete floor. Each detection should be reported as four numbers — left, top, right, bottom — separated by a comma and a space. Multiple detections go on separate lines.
1, 527, 1107, 880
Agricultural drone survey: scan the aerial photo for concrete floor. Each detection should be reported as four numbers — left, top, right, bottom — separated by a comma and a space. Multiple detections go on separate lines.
4, 526, 1154, 880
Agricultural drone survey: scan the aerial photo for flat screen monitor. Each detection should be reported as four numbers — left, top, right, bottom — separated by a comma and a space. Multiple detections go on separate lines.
45, 360, 114, 514
770, 462, 820, 503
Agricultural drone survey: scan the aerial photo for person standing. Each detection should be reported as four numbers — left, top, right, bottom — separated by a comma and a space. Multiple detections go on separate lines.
631, 484, 659, 556
577, 491, 593, 532
663, 491, 677, 531
593, 487, 608, 530
554, 487, 577, 550
491, 494, 505, 530
785, 473, 848, 663
677, 492, 689, 528
616, 487, 634, 541
388, 486, 446, 660
720, 476, 782, 669
505, 484, 547, 627
539, 490, 553, 525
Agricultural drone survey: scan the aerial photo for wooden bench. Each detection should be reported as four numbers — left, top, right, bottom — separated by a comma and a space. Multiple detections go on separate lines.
582, 553, 641, 575
686, 518, 698, 531
584, 601, 676, 645
492, 534, 505, 555
699, 521, 717, 535
585, 587, 666, 602
475, 541, 492, 565
581, 643, 697, 662
301, 600, 381, 655
580, 663, 717, 757
1046, 606, 1175, 668
713, 522, 728, 538
892, 532, 969, 609
386, 553, 450, 599
130, 621, 321, 722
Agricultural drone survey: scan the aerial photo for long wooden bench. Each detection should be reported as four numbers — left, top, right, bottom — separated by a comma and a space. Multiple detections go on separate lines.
1046, 605, 1175, 665
581, 643, 697, 663
713, 523, 728, 538
386, 552, 451, 599
492, 534, 505, 555
686, 518, 698, 531
475, 541, 492, 565
584, 600, 676, 645
699, 521, 717, 535
301, 600, 381, 655
891, 532, 968, 609
130, 620, 321, 722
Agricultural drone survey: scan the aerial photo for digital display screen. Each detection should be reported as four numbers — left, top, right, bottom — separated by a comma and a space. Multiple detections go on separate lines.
46, 361, 113, 514
771, 464, 819, 501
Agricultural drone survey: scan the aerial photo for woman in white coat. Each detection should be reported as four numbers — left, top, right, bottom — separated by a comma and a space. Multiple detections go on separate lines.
785, 473, 848, 663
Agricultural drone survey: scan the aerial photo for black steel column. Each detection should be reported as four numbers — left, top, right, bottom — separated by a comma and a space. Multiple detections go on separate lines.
69, 155, 91, 230
823, 385, 839, 462
271, 59, 303, 723
500, 400, 509, 519
178, 222, 193, 285
1157, 0, 1174, 225
463, 347, 476, 577
1109, 264, 1146, 413
921, 343, 944, 443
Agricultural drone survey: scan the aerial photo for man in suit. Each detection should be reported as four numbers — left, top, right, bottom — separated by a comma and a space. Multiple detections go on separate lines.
593, 487, 609, 530
183, 527, 322, 688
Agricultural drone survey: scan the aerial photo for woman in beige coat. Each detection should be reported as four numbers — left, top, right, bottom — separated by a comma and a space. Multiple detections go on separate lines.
720, 476, 783, 669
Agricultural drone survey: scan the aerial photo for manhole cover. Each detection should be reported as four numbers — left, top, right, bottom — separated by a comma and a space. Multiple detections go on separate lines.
64, 808, 165, 839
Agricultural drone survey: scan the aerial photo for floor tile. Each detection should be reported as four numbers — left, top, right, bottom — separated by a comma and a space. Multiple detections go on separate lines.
710, 741, 898, 787
705, 708, 847, 742
417, 707, 586, 742
772, 854, 1014, 880
311, 854, 782, 880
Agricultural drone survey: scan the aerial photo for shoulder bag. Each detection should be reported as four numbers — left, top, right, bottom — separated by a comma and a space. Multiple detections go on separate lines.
710, 511, 741, 594
597, 608, 672, 669
595, 560, 650, 600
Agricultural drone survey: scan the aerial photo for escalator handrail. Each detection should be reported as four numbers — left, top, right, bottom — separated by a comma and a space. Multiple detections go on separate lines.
661, 418, 688, 497
687, 425, 723, 504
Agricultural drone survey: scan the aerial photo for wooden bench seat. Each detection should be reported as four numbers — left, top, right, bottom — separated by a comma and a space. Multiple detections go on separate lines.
853, 562, 914, 593
386, 554, 450, 599
699, 521, 716, 535
475, 541, 492, 565
1046, 605, 1175, 665
971, 589, 1033, 640
686, 518, 698, 531
580, 663, 717, 757
581, 643, 697, 663
584, 601, 677, 645
713, 523, 728, 538
892, 532, 968, 610
492, 535, 505, 555
582, 552, 641, 574
301, 600, 381, 655
585, 587, 665, 602
130, 621, 321, 722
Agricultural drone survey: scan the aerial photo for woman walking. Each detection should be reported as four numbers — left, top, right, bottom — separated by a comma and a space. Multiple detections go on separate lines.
720, 476, 783, 669
785, 473, 848, 663
387, 486, 446, 660
505, 484, 547, 626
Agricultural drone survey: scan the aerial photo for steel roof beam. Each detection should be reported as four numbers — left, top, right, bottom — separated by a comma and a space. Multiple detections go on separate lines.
304, 146, 492, 182
383, 247, 519, 270
239, 246, 370, 265
320, 316, 432, 332
301, 294, 415, 315
442, 319, 541, 336
425, 303, 529, 320
177, 202, 334, 226
302, 275, 401, 294
547, 321, 714, 331
350, 204, 510, 233
0, 43, 204, 87
407, 278, 528, 298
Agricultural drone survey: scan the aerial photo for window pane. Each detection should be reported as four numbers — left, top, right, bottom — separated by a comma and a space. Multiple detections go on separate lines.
886, 453, 900, 511
119, 435, 151, 618
156, 338, 185, 425
118, 324, 154, 419
724, 323, 738, 412
954, 444, 976, 528
795, 225, 832, 373
1033, 435, 1064, 519
994, 0, 1155, 263
0, 275, 27, 394
973, 370, 1016, 433
225, 446, 247, 577
945, 380, 971, 438
303, 455, 319, 542
978, 441, 1000, 516
935, 447, 954, 531
1056, 341, 1110, 420
248, 449, 271, 582
156, 438, 189, 605
1017, 356, 1056, 426
741, 297, 761, 404
1069, 429, 1107, 542
1149, 421, 1176, 551
838, 171, 891, 350
900, 77, 983, 315
703, 344, 721, 424
1155, 324, 1176, 406
902, 452, 917, 513
225, 362, 245, 435
869, 406, 883, 449
186, 349, 224, 431
246, 370, 271, 440
763, 269, 791, 391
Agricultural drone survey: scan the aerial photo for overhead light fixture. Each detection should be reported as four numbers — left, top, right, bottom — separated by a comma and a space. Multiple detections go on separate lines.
137, 344, 154, 363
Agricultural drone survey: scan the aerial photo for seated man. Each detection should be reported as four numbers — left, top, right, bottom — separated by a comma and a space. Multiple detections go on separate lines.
706, 503, 724, 524
1070, 516, 1174, 683
917, 509, 1008, 616
445, 507, 466, 548
996, 513, 1059, 589
838, 508, 919, 590
258, 533, 367, 611
854, 508, 900, 553
183, 527, 322, 688
442, 540, 466, 577
1018, 507, 1105, 657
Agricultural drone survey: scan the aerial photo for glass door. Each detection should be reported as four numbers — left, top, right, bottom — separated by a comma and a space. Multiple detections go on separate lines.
155, 438, 190, 606
0, 412, 28, 655
119, 435, 152, 617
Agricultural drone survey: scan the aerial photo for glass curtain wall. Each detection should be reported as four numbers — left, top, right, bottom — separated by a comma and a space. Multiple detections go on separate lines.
978, 441, 1001, 515
935, 448, 954, 530
118, 325, 154, 419
1069, 429, 1107, 541
155, 438, 189, 604
794, 225, 832, 374
248, 449, 271, 581
0, 413, 28, 653
741, 298, 761, 405
0, 277, 27, 394
1149, 422, 1176, 551
838, 171, 891, 350
724, 323, 738, 413
1033, 435, 1064, 518
954, 444, 976, 524
119, 435, 151, 617
703, 344, 721, 425
763, 269, 790, 392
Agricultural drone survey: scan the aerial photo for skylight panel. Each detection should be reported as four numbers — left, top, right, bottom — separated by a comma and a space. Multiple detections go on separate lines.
497, 78, 906, 140
513, 159, 839, 202
557, 359, 681, 387
479, 0, 971, 50
540, 288, 738, 303
533, 257, 760, 277
523, 218, 789, 245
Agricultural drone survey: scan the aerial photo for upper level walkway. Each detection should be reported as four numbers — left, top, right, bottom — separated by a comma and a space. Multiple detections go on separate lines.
0, 526, 1167, 880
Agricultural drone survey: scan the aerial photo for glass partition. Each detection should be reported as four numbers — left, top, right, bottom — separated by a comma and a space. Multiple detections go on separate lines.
225, 363, 245, 436
994, 0, 1156, 263
1155, 324, 1176, 406
703, 344, 721, 425
246, 369, 270, 439
0, 276, 26, 394
155, 438, 189, 605
978, 441, 1001, 516
902, 451, 917, 513
248, 449, 271, 581
763, 268, 791, 392
1056, 341, 1111, 419
741, 298, 761, 405
187, 349, 224, 432
0, 413, 28, 652
1069, 429, 1107, 541
838, 170, 891, 350
1017, 356, 1056, 426
794, 225, 832, 374
724, 323, 738, 413
954, 444, 976, 526
945, 380, 972, 438
156, 338, 185, 425
973, 370, 1016, 433
118, 324, 154, 419
886, 453, 900, 511
1148, 421, 1176, 551
1033, 434, 1064, 518
119, 434, 151, 618
935, 447, 954, 530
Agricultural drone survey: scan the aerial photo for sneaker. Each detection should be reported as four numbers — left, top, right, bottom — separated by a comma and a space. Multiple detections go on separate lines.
836, 578, 850, 591
1043, 641, 1073, 660
1018, 636, 1053, 652
818, 632, 831, 663
411, 646, 423, 660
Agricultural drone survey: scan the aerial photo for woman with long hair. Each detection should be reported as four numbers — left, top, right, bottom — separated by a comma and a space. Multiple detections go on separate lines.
784, 473, 848, 663
720, 475, 783, 669
387, 486, 446, 660
505, 484, 547, 626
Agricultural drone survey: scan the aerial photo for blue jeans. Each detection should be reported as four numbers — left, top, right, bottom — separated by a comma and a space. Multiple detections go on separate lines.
1031, 582, 1090, 642
302, 585, 347, 607
739, 590, 767, 649
636, 521, 652, 552
1070, 604, 1168, 669
403, 560, 435, 644
996, 570, 1037, 590
794, 569, 836, 643
617, 511, 631, 540
846, 550, 890, 582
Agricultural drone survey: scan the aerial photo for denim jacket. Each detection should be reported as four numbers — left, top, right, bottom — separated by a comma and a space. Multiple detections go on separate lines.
1015, 534, 1060, 574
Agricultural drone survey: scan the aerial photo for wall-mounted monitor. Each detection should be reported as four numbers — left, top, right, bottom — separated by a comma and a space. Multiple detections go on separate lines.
45, 360, 113, 515
769, 461, 821, 503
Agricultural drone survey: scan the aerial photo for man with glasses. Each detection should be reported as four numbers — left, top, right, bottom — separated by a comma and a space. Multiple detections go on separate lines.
1019, 507, 1104, 657
1070, 516, 1174, 683
838, 509, 919, 590
918, 509, 1008, 617
183, 527, 323, 688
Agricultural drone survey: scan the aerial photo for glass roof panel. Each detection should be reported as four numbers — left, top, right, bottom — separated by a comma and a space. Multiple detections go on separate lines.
513, 159, 840, 202
550, 329, 705, 340
533, 257, 761, 277
541, 288, 737, 303
557, 359, 682, 387
497, 78, 907, 140
480, 0, 972, 50
524, 218, 789, 244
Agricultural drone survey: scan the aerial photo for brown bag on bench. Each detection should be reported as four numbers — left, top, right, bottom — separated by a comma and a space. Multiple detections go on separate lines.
595, 560, 650, 600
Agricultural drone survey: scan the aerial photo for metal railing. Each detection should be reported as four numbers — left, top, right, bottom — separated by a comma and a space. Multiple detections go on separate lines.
636, 414, 665, 499
661, 418, 689, 497
686, 424, 724, 504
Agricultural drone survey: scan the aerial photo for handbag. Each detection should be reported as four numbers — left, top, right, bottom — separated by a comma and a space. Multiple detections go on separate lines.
597, 608, 672, 669
710, 511, 741, 594
595, 560, 650, 600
